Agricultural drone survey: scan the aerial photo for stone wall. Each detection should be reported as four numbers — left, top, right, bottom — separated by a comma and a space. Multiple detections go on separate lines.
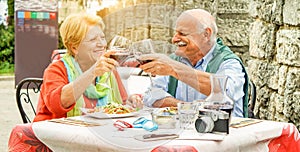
99, 0, 251, 65
99, 0, 300, 129
248, 0, 300, 129
59, 0, 83, 23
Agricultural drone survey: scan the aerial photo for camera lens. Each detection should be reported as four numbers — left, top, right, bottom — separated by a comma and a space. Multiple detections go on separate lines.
195, 116, 214, 133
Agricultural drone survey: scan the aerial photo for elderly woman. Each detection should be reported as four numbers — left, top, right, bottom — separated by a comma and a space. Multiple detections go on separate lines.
34, 13, 139, 122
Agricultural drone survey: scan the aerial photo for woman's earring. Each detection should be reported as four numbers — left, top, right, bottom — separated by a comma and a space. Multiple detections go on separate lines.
74, 53, 79, 61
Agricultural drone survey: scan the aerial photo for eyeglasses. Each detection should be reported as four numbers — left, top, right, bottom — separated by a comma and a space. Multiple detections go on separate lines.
113, 117, 158, 132
113, 120, 133, 131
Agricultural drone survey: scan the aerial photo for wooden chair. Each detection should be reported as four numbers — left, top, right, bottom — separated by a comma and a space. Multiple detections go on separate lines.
16, 78, 43, 123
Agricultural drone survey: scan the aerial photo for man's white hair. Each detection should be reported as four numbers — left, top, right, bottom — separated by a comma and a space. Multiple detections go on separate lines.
184, 9, 218, 43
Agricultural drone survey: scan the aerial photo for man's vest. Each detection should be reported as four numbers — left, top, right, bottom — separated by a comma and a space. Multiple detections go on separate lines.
167, 38, 249, 117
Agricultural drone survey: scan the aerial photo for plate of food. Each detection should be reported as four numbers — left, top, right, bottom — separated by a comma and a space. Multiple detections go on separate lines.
80, 103, 139, 119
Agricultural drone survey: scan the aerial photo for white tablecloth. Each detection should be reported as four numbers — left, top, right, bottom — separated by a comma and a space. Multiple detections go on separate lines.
32, 113, 300, 152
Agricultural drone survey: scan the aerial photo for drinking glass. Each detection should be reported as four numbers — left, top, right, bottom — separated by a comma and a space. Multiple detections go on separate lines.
177, 101, 199, 129
130, 39, 156, 87
97, 35, 132, 88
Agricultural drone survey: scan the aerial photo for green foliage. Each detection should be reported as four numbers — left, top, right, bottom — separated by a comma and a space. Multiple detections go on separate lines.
7, 0, 14, 26
0, 25, 14, 74
58, 21, 65, 49
1, 0, 65, 74
0, 61, 14, 74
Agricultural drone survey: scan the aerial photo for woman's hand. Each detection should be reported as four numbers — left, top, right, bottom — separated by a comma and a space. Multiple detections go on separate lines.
93, 51, 118, 76
126, 94, 143, 109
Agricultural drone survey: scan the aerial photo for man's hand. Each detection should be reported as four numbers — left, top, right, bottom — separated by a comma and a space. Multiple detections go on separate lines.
152, 97, 182, 107
139, 54, 177, 77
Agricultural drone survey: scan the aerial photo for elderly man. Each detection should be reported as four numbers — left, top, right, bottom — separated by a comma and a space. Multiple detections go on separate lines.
137, 9, 249, 117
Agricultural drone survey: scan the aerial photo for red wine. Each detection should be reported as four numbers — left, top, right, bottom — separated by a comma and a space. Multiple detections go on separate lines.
219, 105, 233, 116
110, 53, 130, 63
203, 104, 233, 115
136, 59, 153, 65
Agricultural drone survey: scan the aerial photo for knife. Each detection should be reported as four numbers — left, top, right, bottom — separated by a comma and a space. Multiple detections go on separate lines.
137, 133, 179, 141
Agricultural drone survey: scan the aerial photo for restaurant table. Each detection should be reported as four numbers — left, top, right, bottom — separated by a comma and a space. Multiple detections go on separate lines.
8, 111, 300, 152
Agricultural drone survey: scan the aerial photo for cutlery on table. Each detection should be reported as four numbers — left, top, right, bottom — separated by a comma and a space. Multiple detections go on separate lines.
48, 118, 101, 127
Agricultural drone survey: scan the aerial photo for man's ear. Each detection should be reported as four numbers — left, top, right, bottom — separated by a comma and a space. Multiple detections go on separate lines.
204, 28, 212, 38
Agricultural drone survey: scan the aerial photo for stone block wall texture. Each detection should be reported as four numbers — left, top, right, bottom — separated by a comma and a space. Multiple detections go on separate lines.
100, 0, 251, 64
248, 0, 300, 129
100, 0, 300, 129
59, 1, 84, 23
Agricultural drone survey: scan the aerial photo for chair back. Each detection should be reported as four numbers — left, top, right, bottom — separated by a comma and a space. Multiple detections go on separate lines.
248, 80, 256, 118
51, 49, 66, 62
16, 78, 43, 123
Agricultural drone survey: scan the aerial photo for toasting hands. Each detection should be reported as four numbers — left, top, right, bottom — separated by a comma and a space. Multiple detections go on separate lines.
93, 51, 118, 77
138, 54, 177, 76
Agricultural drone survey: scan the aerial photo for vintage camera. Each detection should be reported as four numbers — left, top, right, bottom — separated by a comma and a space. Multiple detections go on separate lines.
195, 108, 230, 134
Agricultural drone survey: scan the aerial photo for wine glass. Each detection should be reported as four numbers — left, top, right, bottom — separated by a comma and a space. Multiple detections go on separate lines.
97, 35, 132, 88
130, 39, 156, 87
